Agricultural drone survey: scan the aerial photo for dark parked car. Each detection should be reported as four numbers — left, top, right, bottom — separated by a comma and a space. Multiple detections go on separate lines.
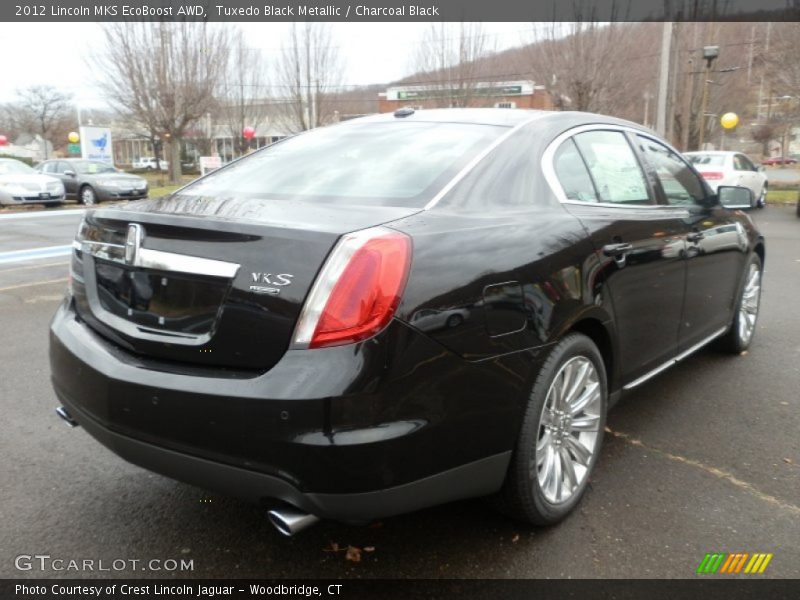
761, 155, 798, 166
36, 159, 148, 205
50, 109, 765, 536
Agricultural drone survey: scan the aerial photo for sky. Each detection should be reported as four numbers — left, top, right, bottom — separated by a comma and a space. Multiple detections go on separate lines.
0, 22, 533, 108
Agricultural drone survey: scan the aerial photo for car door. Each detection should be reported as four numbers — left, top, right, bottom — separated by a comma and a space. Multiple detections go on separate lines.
53, 161, 79, 197
550, 128, 688, 385
734, 154, 764, 201
634, 134, 747, 352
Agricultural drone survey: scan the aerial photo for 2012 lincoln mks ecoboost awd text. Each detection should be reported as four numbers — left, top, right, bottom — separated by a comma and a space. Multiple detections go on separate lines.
50, 109, 764, 536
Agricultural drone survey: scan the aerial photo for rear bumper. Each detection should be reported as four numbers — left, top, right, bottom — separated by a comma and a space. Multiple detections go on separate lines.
53, 397, 508, 522
49, 299, 526, 521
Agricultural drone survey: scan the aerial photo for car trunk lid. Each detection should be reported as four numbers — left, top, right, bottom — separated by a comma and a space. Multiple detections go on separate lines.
72, 196, 418, 370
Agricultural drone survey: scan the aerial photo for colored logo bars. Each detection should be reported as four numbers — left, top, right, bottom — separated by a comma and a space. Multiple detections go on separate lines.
697, 552, 773, 574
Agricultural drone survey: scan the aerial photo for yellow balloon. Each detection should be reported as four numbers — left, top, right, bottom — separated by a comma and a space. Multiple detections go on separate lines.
68, 132, 80, 143
720, 113, 739, 130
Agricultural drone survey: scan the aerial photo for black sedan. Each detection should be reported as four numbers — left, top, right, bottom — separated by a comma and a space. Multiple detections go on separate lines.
36, 158, 148, 205
49, 109, 764, 535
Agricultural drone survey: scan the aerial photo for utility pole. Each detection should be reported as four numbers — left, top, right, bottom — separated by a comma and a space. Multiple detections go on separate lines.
698, 45, 720, 150
655, 21, 673, 137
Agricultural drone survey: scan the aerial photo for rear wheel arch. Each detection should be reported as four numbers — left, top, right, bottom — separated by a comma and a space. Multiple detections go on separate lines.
567, 317, 616, 394
754, 242, 765, 268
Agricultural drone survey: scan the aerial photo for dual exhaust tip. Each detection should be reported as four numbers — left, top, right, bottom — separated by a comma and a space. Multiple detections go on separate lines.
57, 406, 318, 536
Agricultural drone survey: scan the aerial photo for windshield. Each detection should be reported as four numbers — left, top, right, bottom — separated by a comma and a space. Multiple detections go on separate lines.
177, 121, 506, 207
0, 159, 35, 175
72, 161, 117, 174
687, 154, 726, 167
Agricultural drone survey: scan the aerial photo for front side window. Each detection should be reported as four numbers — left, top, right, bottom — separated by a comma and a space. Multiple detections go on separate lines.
553, 138, 597, 203
177, 122, 506, 208
573, 131, 651, 205
636, 135, 706, 206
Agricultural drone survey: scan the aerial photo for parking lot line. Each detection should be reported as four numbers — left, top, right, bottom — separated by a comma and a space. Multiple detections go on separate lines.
0, 208, 85, 221
0, 260, 70, 274
0, 278, 68, 292
0, 245, 72, 265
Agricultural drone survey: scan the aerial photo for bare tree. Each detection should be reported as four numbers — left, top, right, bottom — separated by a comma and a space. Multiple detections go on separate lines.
14, 86, 73, 159
525, 22, 641, 114
218, 35, 270, 157
274, 23, 345, 132
94, 22, 232, 183
408, 23, 496, 108
760, 23, 800, 158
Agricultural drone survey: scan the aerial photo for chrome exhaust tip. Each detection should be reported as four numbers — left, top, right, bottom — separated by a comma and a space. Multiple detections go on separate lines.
55, 406, 79, 428
267, 507, 320, 536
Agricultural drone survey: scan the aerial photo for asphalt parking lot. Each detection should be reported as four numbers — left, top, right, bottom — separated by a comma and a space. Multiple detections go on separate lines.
0, 205, 798, 579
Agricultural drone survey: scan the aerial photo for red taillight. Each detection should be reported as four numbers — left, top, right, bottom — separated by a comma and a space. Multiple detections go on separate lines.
292, 228, 411, 349
700, 171, 724, 180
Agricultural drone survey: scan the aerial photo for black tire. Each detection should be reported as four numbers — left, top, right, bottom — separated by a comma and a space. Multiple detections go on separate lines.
717, 253, 762, 354
79, 185, 97, 206
757, 184, 767, 208
493, 333, 607, 525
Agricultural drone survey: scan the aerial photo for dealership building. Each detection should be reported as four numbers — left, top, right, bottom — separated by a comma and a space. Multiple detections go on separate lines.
378, 80, 555, 112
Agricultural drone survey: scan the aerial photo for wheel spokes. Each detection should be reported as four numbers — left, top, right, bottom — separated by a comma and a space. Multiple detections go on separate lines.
536, 356, 603, 504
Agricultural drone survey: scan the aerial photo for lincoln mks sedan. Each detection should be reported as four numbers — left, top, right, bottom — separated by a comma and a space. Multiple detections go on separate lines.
50, 109, 764, 536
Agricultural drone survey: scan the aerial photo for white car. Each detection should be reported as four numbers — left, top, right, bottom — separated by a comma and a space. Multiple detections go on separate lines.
684, 151, 767, 208
132, 157, 168, 171
0, 158, 65, 206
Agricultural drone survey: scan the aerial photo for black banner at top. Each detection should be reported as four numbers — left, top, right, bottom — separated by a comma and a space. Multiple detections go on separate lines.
2, 0, 798, 22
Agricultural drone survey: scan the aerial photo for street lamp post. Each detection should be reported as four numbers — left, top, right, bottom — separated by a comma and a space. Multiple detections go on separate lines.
698, 45, 719, 150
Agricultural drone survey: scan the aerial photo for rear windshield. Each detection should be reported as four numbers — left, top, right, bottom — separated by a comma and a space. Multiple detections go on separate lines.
177, 121, 505, 207
686, 154, 726, 166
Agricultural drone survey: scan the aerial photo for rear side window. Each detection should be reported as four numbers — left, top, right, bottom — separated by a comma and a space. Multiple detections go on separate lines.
636, 135, 706, 206
573, 131, 651, 205
734, 154, 756, 171
177, 122, 505, 208
554, 139, 597, 203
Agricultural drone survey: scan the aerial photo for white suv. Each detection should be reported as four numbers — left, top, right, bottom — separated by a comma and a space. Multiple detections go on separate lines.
132, 157, 169, 171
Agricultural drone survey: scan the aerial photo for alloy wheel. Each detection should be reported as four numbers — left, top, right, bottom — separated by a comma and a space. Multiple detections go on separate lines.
738, 263, 761, 345
81, 187, 96, 205
536, 356, 602, 504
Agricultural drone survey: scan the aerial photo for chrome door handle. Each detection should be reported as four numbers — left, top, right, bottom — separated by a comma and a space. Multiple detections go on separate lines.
602, 242, 633, 257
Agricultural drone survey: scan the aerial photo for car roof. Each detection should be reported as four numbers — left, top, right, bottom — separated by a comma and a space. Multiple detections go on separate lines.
351, 108, 653, 132
684, 151, 737, 155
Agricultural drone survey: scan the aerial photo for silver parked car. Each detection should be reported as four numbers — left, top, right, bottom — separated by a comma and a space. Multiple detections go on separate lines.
36, 159, 148, 205
0, 158, 65, 206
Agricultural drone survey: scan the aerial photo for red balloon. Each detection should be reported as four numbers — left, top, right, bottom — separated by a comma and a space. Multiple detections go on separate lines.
0, 135, 7, 146
242, 126, 255, 140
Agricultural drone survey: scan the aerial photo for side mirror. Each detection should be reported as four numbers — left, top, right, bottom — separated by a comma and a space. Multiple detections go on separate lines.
63, 170, 76, 177
718, 185, 754, 210
757, 165, 765, 173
